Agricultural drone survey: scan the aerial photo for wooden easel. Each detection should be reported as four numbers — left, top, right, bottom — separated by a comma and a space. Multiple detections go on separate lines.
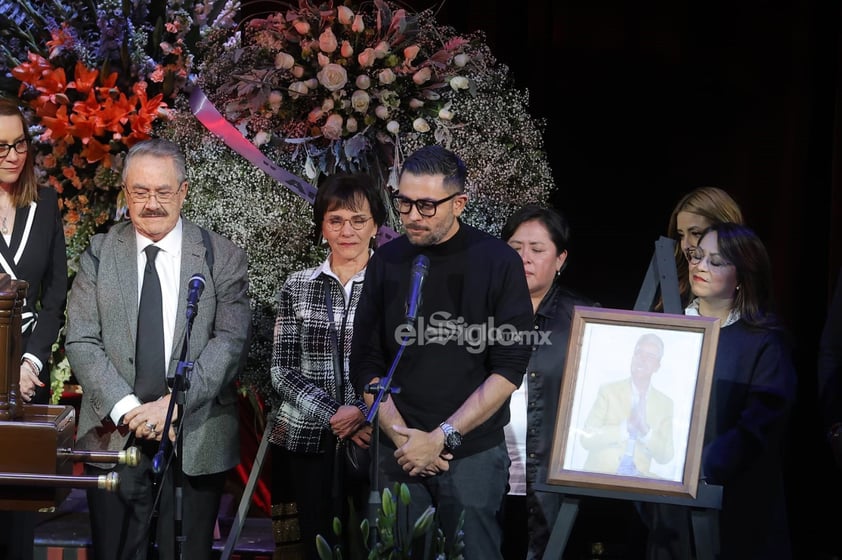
535, 481, 722, 560
536, 237, 722, 559
634, 235, 682, 314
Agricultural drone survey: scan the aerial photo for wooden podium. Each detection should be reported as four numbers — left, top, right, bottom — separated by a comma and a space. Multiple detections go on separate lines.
0, 274, 129, 511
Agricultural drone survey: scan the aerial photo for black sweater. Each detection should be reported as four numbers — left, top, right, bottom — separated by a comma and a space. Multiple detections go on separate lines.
350, 222, 533, 457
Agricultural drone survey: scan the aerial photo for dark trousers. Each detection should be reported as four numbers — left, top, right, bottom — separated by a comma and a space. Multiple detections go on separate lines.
85, 444, 226, 560
378, 441, 510, 560
274, 445, 368, 560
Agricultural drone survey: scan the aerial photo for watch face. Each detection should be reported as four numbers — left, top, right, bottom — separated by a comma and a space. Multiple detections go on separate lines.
446, 430, 462, 449
441, 422, 462, 449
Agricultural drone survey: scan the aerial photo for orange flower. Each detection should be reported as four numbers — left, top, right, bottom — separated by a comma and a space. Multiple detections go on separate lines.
46, 24, 75, 58
82, 138, 112, 164
149, 65, 165, 83
10, 53, 52, 91
48, 175, 64, 194
95, 71, 119, 98
67, 61, 99, 96
130, 89, 165, 135
67, 111, 98, 143
33, 67, 68, 100
39, 104, 71, 142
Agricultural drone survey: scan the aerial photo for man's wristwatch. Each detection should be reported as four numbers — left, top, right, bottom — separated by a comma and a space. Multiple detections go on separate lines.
439, 422, 463, 451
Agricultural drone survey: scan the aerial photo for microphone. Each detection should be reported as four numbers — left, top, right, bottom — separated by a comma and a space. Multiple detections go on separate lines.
185, 273, 206, 320
405, 254, 430, 324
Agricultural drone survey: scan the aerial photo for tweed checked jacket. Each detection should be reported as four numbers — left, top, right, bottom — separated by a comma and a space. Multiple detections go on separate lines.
269, 263, 368, 454
66, 219, 251, 475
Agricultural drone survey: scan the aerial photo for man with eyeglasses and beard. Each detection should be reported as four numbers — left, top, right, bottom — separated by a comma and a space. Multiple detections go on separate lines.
350, 145, 533, 558
65, 138, 251, 560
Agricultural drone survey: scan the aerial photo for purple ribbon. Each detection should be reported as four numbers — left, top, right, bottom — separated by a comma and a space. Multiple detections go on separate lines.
189, 88, 398, 244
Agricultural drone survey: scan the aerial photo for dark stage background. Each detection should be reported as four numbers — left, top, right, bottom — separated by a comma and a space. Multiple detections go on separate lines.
239, 0, 842, 556
407, 1, 842, 557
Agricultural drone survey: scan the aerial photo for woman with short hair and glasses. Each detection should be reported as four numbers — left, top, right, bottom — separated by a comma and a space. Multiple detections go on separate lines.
268, 172, 387, 559
0, 99, 68, 559
652, 222, 796, 560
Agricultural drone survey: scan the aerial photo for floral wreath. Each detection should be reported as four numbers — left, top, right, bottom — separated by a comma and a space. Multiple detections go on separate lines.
1, 0, 555, 405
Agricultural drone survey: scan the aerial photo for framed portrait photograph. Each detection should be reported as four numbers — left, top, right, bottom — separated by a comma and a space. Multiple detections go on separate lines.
547, 306, 720, 499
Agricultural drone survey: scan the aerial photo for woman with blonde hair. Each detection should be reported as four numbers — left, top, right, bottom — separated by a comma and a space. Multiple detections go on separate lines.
662, 186, 744, 308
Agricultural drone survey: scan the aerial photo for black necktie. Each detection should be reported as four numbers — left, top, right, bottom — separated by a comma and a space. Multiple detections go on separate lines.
135, 245, 166, 402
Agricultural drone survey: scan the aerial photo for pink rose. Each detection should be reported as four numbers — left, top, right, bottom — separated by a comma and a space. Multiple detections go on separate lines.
308, 107, 324, 123
293, 20, 310, 35
352, 14, 365, 33
355, 74, 371, 89
374, 41, 390, 59
337, 6, 354, 25
404, 45, 420, 64
319, 28, 338, 53
358, 48, 376, 68
274, 52, 294, 70
322, 114, 344, 140
289, 81, 309, 99
317, 64, 348, 91
341, 40, 354, 58
412, 67, 432, 85
378, 68, 396, 85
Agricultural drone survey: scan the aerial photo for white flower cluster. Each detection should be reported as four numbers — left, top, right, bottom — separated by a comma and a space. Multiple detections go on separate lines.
158, 106, 323, 400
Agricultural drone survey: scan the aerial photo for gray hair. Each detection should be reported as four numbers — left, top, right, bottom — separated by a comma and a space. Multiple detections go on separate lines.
122, 138, 187, 185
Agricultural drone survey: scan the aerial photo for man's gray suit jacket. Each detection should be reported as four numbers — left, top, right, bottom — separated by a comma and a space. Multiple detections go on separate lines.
66, 219, 251, 475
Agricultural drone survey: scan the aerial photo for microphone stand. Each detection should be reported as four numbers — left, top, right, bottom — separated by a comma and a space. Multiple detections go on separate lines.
363, 323, 412, 550
147, 301, 199, 560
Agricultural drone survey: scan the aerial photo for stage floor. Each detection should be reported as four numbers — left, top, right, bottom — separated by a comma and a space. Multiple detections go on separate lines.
32, 488, 277, 560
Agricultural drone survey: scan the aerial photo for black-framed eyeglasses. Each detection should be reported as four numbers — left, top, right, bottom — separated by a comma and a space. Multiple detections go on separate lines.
391, 192, 461, 217
123, 184, 185, 204
685, 247, 733, 269
324, 215, 372, 231
0, 139, 28, 159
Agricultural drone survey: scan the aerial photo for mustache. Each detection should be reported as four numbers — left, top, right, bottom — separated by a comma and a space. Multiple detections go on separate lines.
138, 209, 168, 218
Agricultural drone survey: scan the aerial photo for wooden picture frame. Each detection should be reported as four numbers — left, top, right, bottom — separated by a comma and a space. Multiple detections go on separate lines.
547, 306, 720, 499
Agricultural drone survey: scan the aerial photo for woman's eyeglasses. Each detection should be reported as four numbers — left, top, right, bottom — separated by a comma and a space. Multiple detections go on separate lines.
0, 139, 28, 159
685, 247, 733, 269
324, 216, 372, 231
